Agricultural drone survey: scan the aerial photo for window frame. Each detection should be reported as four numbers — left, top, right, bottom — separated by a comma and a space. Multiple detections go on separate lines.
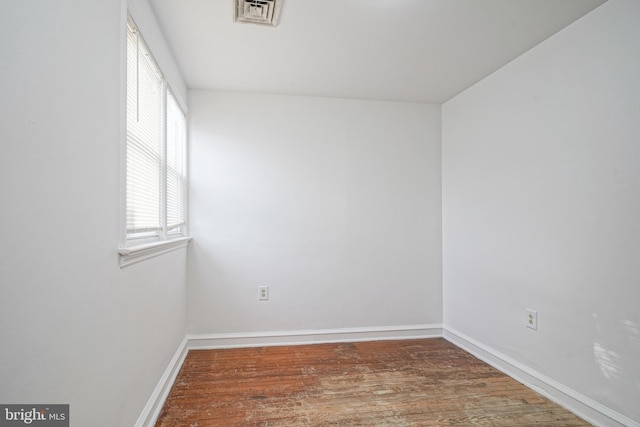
119, 14, 190, 268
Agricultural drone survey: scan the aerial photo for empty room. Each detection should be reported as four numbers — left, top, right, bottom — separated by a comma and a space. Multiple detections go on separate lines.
0, 0, 638, 426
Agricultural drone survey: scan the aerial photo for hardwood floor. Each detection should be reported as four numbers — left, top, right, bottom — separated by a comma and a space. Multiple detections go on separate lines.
155, 338, 591, 426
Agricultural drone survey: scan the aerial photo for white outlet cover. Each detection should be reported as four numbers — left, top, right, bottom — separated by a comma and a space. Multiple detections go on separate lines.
526, 308, 538, 330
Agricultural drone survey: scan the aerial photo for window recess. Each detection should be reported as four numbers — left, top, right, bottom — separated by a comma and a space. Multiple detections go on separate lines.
120, 16, 189, 267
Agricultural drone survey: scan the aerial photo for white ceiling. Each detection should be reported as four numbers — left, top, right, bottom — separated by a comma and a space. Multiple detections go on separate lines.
149, 0, 606, 104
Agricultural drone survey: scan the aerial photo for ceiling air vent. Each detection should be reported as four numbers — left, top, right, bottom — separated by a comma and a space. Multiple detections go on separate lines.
234, 0, 282, 27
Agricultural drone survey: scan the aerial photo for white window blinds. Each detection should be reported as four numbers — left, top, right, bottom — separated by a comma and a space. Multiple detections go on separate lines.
165, 92, 187, 233
125, 17, 187, 242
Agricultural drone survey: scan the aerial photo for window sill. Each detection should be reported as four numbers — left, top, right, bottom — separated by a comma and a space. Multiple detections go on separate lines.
118, 236, 191, 268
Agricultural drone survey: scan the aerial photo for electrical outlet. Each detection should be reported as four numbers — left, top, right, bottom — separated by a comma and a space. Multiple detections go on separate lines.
259, 286, 269, 301
526, 309, 538, 330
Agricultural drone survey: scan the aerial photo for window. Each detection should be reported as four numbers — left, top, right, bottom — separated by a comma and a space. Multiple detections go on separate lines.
119, 17, 189, 267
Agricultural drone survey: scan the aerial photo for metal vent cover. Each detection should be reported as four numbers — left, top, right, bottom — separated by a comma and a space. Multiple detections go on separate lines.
234, 0, 282, 27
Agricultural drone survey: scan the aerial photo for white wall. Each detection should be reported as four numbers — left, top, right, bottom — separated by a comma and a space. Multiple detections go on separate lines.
188, 91, 442, 334
442, 0, 640, 423
0, 1, 187, 426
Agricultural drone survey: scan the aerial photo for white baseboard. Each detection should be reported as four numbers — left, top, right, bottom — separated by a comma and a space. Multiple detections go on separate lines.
187, 324, 443, 350
134, 336, 189, 427
443, 327, 639, 427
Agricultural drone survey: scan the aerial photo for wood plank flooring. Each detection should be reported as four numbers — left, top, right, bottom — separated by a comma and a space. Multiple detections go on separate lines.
155, 338, 591, 426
